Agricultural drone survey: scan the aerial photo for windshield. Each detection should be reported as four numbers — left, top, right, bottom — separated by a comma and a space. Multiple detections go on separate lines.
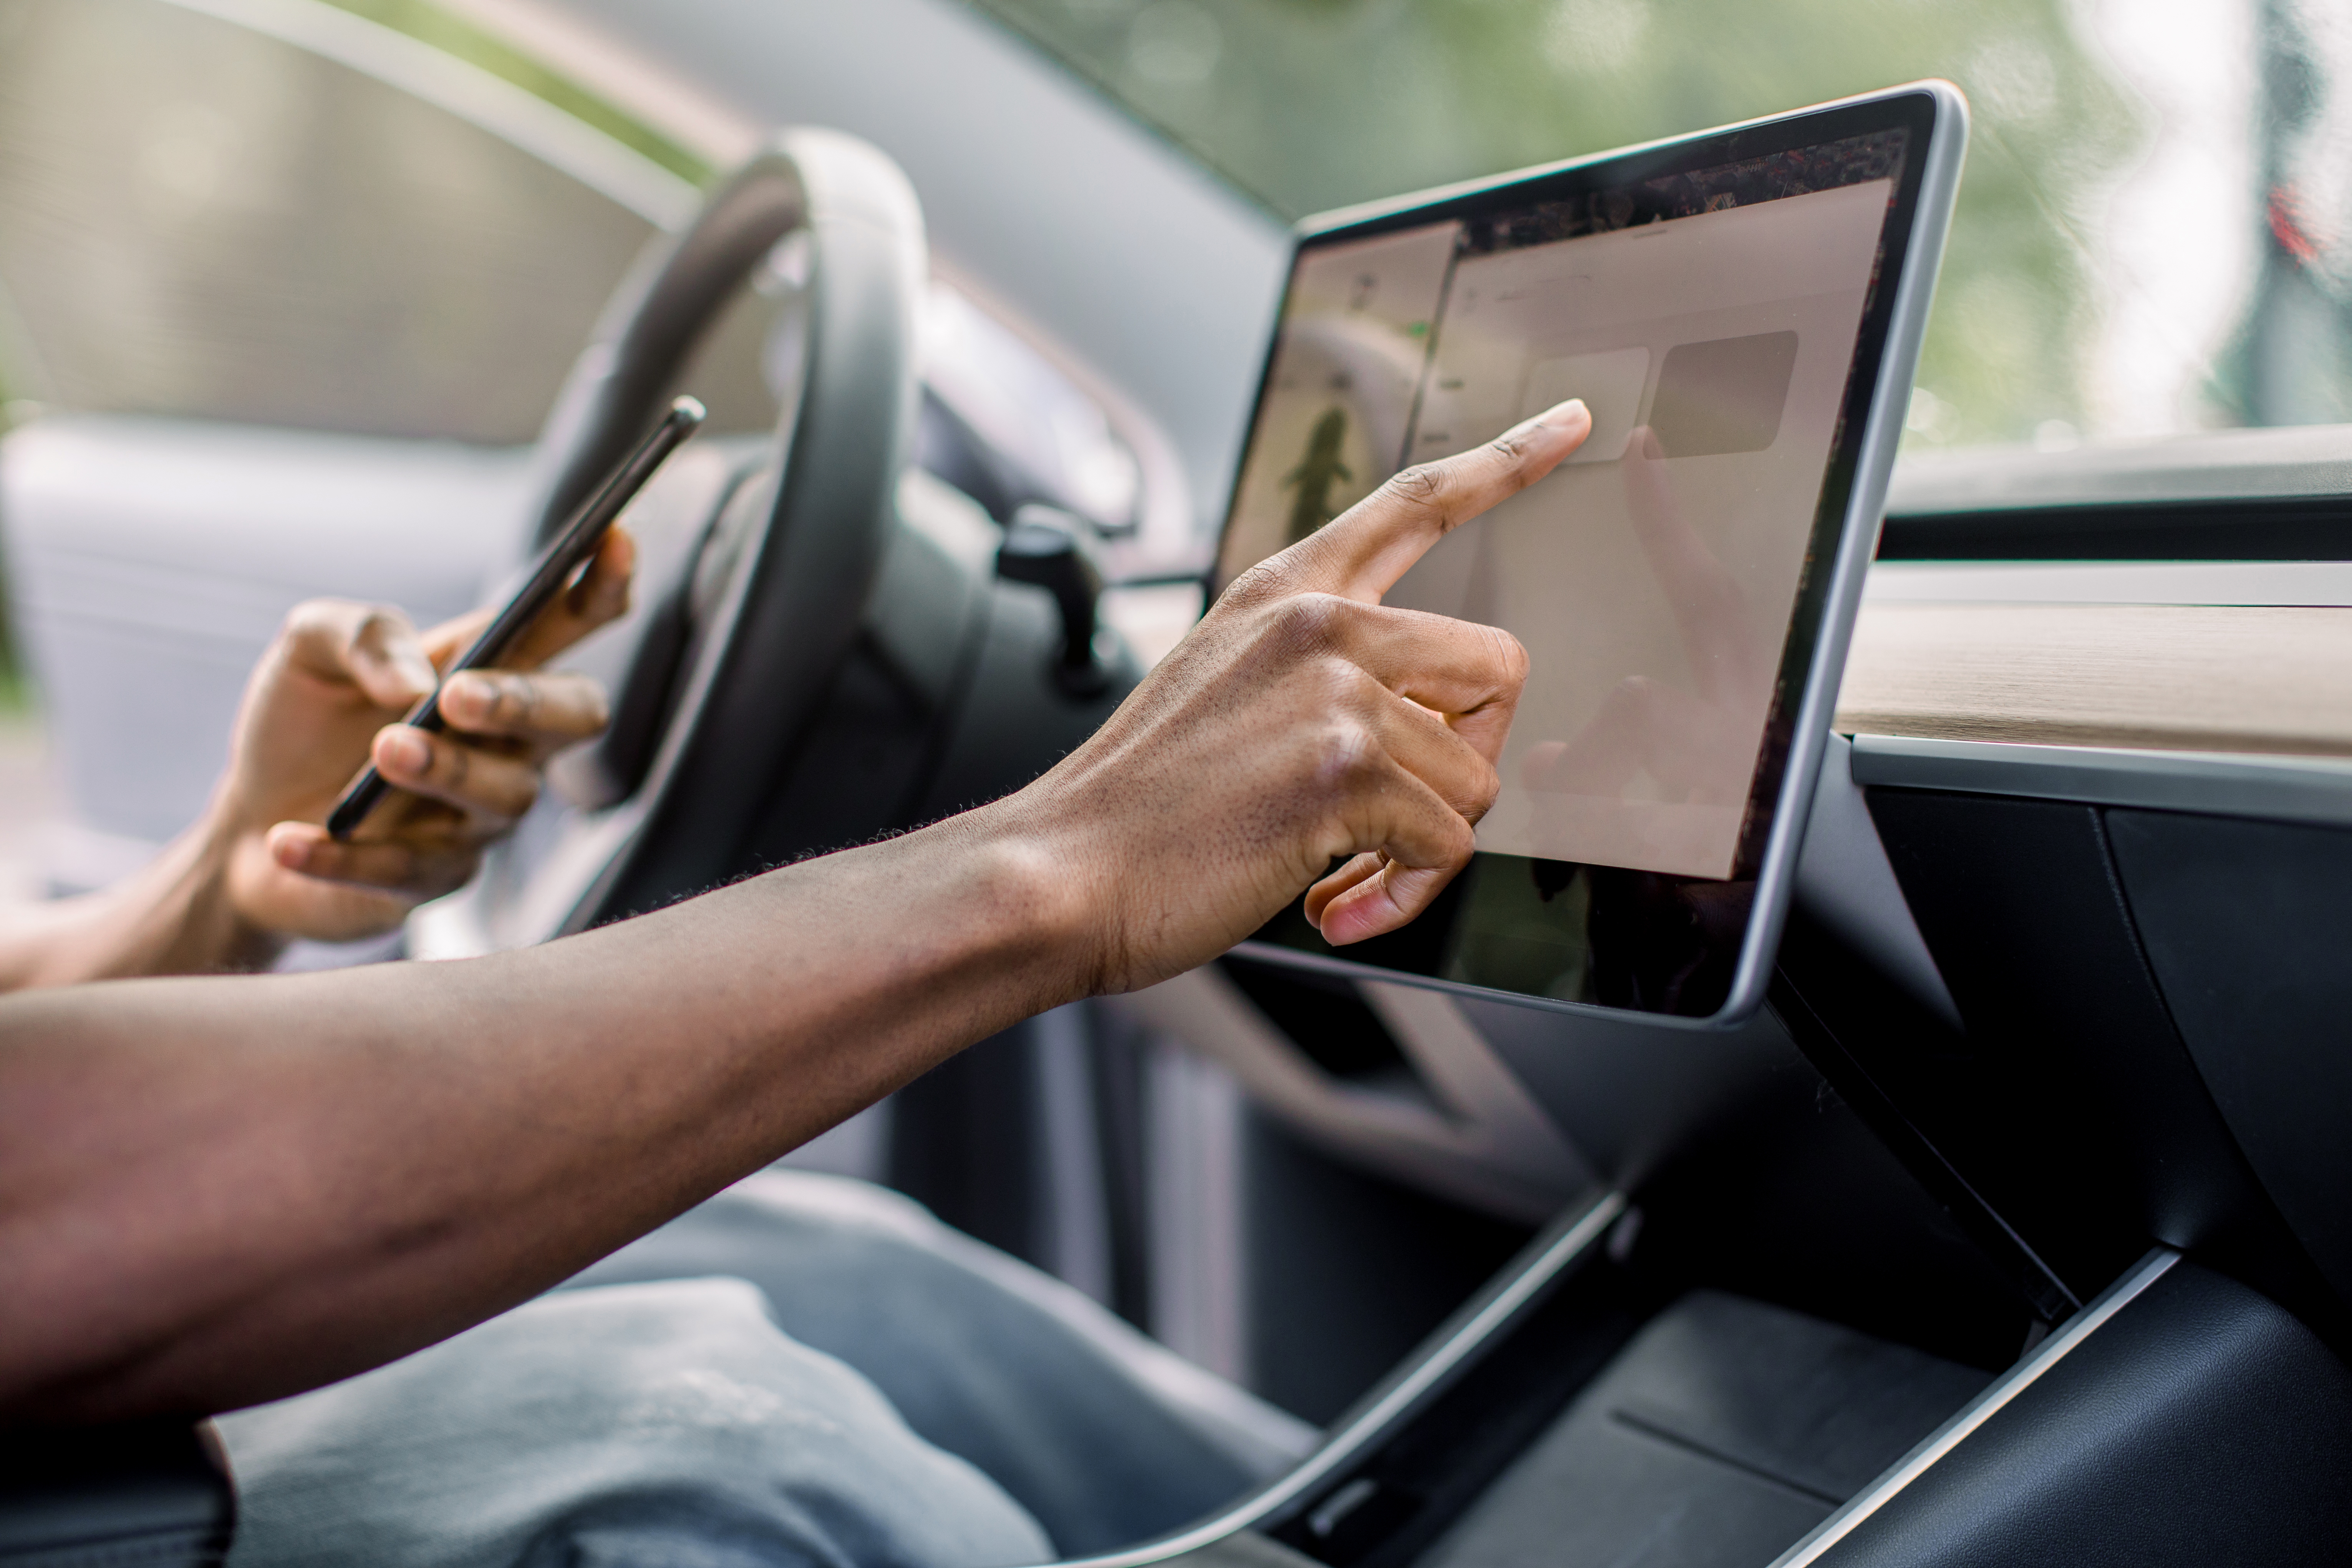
965, 0, 2351, 453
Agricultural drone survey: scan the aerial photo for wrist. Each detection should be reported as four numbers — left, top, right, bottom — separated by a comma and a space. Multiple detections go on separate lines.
156, 807, 285, 975
3, 812, 283, 991
928, 801, 1110, 1005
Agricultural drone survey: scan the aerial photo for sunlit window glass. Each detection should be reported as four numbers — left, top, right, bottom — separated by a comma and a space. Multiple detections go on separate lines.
967, 0, 2352, 449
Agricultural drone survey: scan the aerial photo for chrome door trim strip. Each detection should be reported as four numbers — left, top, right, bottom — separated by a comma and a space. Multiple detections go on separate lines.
1764, 1246, 2181, 1568
1056, 1189, 1627, 1568
1852, 733, 2352, 829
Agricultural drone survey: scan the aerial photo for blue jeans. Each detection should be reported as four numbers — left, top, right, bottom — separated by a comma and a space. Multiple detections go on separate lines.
221, 1174, 1314, 1565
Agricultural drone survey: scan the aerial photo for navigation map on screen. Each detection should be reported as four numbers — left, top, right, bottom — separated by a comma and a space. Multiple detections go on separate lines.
1220, 139, 1903, 882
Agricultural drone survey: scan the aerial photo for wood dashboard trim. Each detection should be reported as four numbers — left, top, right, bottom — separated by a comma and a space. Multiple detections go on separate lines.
1834, 602, 2352, 757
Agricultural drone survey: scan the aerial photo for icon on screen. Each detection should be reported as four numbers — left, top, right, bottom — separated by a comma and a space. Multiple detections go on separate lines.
1646, 331, 1799, 457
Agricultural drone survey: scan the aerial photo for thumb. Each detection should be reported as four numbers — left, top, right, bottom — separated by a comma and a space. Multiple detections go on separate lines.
347, 610, 440, 711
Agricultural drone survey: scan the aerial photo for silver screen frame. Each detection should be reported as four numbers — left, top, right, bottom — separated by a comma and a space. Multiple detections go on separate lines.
1226, 80, 1969, 1029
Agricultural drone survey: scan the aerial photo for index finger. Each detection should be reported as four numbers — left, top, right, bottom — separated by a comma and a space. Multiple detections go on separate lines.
420, 525, 637, 675
1285, 398, 1591, 603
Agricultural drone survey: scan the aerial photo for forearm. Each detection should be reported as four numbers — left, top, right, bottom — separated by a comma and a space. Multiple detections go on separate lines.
0, 409, 1583, 1427
0, 820, 282, 993
0, 805, 1088, 1422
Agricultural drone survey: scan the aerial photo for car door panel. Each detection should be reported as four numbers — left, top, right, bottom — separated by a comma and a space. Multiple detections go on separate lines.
1, 415, 529, 848
0, 0, 682, 862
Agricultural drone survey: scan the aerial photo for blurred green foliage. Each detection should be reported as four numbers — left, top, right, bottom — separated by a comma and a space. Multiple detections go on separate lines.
969, 0, 2143, 448
320, 0, 714, 186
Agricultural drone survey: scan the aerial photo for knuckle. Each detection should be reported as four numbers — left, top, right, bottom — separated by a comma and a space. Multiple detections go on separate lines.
439, 675, 479, 723
1382, 463, 1447, 511
358, 842, 416, 888
1306, 651, 1376, 716
460, 674, 529, 728
1484, 624, 1532, 682
1313, 721, 1382, 790
294, 841, 345, 880
590, 563, 633, 611
280, 598, 357, 646
474, 674, 517, 724
353, 604, 406, 643
1471, 753, 1502, 808
1222, 557, 1296, 610
1272, 591, 1347, 651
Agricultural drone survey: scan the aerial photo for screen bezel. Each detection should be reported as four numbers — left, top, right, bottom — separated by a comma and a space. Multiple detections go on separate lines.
1215, 82, 1967, 1028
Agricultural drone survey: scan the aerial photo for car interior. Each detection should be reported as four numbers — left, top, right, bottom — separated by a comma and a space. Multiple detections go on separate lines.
2, 0, 2350, 1565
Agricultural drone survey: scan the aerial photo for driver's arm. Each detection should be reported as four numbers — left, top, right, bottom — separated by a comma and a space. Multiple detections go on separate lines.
0, 529, 634, 991
0, 404, 1588, 1425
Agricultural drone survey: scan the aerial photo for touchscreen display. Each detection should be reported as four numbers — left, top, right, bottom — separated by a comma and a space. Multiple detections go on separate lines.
1218, 127, 1916, 1013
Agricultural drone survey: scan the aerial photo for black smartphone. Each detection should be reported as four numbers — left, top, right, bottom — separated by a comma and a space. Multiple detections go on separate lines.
326, 396, 708, 841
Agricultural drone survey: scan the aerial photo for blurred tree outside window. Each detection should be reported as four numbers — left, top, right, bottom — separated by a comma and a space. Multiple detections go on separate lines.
968, 0, 2352, 450
0, 0, 664, 444
2244, 0, 2352, 425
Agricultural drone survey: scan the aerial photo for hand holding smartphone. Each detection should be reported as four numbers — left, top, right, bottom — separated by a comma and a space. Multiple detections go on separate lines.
327, 396, 708, 841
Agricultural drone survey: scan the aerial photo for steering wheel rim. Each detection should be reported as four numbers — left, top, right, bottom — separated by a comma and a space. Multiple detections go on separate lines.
432, 129, 927, 949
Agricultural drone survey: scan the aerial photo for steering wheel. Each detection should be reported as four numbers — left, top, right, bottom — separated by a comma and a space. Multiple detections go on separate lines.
418, 129, 927, 952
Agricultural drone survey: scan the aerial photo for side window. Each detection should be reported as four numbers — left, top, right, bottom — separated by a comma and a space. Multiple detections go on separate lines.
0, 0, 662, 444
0, 0, 1163, 514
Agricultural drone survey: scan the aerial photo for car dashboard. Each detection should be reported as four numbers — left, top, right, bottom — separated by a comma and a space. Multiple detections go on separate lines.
1088, 429, 2352, 1566
3, 1, 2352, 1561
